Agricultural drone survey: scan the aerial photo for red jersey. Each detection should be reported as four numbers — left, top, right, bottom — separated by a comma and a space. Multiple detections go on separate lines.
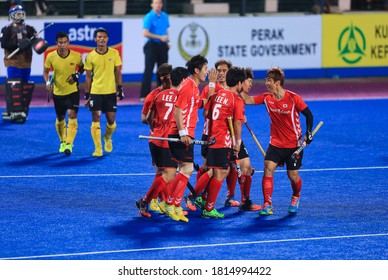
169, 77, 201, 138
207, 89, 245, 149
150, 88, 178, 148
141, 88, 161, 115
141, 88, 162, 144
253, 89, 307, 148
201, 83, 224, 135
200, 83, 224, 99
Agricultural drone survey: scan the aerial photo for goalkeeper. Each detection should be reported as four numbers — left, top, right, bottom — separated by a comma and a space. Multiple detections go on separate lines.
43, 32, 84, 155
1, 5, 47, 123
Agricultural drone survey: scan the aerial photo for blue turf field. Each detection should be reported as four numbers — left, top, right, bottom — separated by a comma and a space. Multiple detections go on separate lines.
0, 98, 387, 260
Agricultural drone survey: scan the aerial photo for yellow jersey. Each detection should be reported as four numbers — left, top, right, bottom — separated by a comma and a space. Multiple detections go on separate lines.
84, 48, 122, 94
44, 50, 83, 96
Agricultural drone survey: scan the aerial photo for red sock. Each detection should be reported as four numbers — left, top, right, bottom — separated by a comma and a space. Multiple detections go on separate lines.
194, 171, 210, 197
196, 167, 206, 183
175, 180, 188, 207
291, 177, 302, 197
143, 176, 165, 203
205, 177, 223, 212
202, 187, 208, 201
240, 175, 252, 204
262, 176, 274, 206
168, 173, 188, 207
226, 167, 237, 198
162, 182, 173, 201
153, 173, 163, 200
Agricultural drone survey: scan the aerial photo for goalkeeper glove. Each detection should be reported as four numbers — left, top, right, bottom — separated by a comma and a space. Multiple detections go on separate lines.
18, 38, 31, 51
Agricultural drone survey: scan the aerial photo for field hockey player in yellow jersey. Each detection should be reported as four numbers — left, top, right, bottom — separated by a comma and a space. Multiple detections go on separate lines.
84, 27, 124, 157
44, 31, 84, 155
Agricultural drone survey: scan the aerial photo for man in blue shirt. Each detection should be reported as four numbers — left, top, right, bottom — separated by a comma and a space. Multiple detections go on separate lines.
140, 0, 170, 101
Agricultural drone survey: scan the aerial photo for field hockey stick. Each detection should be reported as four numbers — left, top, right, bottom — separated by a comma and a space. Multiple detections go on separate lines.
7, 23, 54, 59
291, 121, 324, 160
47, 73, 54, 103
227, 116, 241, 177
186, 181, 196, 197
244, 116, 266, 157
138, 135, 216, 146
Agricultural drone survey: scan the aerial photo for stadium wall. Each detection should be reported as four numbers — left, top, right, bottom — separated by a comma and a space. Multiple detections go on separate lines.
0, 13, 387, 84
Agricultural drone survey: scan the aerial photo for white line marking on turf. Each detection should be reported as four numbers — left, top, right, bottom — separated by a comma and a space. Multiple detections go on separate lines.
1, 165, 387, 178
2, 233, 387, 260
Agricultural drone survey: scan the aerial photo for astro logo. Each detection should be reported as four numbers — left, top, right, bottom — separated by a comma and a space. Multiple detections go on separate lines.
178, 22, 209, 61
338, 23, 366, 64
68, 25, 98, 41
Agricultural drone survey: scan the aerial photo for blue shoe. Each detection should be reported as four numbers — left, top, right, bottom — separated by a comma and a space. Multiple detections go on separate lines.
259, 204, 274, 216
288, 196, 300, 213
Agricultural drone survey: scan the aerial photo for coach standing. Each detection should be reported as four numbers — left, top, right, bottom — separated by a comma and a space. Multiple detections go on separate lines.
139, 0, 170, 101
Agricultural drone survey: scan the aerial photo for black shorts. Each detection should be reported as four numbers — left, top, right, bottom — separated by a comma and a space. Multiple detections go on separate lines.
89, 93, 117, 113
207, 148, 233, 170
230, 140, 249, 161
200, 134, 208, 158
168, 134, 194, 163
53, 91, 79, 116
149, 142, 178, 168
265, 144, 303, 170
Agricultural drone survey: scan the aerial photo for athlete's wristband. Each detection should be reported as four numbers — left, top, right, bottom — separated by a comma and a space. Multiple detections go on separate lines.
179, 129, 188, 137
208, 82, 215, 88
236, 139, 242, 145
84, 92, 90, 100
46, 81, 51, 87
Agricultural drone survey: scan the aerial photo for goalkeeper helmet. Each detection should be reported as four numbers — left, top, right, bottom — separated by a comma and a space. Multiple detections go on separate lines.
9, 5, 26, 24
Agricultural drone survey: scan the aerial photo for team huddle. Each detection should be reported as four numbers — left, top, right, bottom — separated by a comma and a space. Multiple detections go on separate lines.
137, 55, 314, 222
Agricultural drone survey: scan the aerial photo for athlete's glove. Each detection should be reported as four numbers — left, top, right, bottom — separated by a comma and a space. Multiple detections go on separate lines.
71, 72, 81, 82
116, 85, 124, 100
305, 131, 313, 145
84, 93, 91, 109
18, 38, 31, 51
67, 72, 81, 84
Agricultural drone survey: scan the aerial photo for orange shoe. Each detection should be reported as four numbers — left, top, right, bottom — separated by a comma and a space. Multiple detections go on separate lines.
135, 199, 151, 218
184, 195, 197, 211
239, 200, 262, 211
224, 196, 240, 207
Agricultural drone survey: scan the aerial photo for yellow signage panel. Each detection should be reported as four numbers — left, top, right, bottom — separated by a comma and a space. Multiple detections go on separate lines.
322, 14, 388, 67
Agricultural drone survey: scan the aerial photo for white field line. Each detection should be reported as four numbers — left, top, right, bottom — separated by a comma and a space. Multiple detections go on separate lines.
2, 233, 387, 260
